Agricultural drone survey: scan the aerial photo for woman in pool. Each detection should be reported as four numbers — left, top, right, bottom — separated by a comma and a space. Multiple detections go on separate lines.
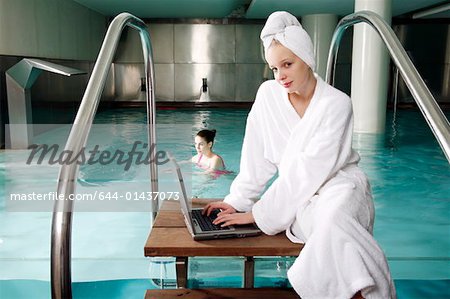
204, 11, 395, 299
191, 129, 226, 172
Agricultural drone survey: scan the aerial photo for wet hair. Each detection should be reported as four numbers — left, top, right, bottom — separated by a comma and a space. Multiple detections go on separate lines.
196, 129, 217, 145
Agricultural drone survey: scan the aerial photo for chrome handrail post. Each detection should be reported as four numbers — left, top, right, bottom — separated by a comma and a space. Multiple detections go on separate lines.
136, 26, 159, 219
51, 13, 157, 299
326, 11, 450, 163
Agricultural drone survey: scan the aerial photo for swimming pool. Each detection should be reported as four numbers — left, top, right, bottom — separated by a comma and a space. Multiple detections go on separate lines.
0, 107, 449, 298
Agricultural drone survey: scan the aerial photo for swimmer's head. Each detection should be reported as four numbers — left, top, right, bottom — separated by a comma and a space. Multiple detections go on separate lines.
195, 129, 217, 153
196, 129, 216, 144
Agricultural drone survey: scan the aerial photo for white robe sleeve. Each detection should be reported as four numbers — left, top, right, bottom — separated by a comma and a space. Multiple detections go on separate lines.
252, 92, 354, 235
223, 103, 278, 212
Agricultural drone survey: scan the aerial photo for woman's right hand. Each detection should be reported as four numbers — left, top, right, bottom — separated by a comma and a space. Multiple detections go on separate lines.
202, 201, 236, 217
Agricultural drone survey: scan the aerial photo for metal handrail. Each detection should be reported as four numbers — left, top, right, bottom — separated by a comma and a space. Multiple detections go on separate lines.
326, 11, 450, 163
50, 13, 158, 299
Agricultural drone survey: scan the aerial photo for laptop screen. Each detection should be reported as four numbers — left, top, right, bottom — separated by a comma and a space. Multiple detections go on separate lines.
167, 154, 194, 228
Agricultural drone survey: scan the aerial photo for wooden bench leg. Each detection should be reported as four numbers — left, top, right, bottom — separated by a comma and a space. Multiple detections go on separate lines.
244, 256, 254, 288
176, 257, 188, 288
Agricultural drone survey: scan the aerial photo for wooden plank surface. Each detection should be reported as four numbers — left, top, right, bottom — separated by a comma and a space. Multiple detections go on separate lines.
152, 210, 185, 228
145, 200, 303, 257
145, 288, 300, 299
145, 227, 301, 256
159, 198, 217, 211
153, 199, 212, 227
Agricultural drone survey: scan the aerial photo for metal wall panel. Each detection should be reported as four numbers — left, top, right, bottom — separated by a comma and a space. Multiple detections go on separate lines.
155, 64, 175, 101
103, 62, 116, 100
111, 23, 269, 101
443, 64, 449, 101
115, 24, 174, 64
113, 62, 176, 101
236, 24, 265, 63
114, 28, 144, 63
148, 24, 174, 64
174, 24, 235, 63
235, 64, 266, 102
30, 60, 114, 103
175, 64, 235, 101
114, 63, 143, 100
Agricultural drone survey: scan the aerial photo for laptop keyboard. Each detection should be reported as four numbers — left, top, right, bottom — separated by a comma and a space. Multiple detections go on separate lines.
192, 209, 231, 231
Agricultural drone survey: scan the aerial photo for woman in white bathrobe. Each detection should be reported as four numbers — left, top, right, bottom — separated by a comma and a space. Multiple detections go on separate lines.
203, 11, 396, 299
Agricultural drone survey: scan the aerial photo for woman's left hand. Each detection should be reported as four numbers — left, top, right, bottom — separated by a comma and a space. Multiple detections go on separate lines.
213, 211, 255, 227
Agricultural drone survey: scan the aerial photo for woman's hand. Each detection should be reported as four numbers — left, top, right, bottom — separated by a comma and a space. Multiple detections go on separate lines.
203, 201, 236, 216
213, 211, 255, 227
203, 201, 255, 226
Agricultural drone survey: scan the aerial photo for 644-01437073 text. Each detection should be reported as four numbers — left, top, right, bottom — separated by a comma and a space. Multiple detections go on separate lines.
102, 191, 180, 201
82, 191, 181, 201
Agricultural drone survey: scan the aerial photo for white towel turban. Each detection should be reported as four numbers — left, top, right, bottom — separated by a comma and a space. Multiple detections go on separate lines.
260, 11, 316, 71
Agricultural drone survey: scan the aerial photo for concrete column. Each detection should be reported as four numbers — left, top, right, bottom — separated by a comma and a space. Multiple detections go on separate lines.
302, 14, 338, 79
352, 0, 392, 133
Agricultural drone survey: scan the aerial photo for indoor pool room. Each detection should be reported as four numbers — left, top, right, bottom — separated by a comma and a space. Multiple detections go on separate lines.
0, 1, 449, 299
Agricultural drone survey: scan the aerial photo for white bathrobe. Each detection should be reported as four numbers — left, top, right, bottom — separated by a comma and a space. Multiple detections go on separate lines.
224, 76, 396, 299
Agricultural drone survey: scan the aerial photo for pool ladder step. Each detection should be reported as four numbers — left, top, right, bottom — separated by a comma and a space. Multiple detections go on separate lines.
145, 287, 299, 299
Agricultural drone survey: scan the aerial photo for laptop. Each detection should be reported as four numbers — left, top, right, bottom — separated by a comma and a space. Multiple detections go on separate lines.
168, 155, 262, 241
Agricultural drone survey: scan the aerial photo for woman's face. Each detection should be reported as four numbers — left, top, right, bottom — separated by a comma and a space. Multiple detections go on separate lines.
194, 135, 211, 154
265, 42, 311, 94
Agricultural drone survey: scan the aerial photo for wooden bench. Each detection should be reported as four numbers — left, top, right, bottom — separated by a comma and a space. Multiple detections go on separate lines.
145, 287, 300, 299
144, 199, 303, 297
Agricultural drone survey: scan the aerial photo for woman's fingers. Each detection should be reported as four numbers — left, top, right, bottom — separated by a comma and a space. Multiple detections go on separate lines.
213, 212, 254, 226
214, 214, 241, 226
202, 201, 233, 216
217, 206, 236, 216
202, 202, 219, 215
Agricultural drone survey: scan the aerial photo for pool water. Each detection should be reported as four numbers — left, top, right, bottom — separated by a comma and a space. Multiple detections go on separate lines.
0, 108, 449, 298
1, 278, 449, 299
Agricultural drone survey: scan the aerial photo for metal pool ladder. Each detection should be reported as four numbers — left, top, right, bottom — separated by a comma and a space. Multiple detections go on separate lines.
326, 10, 450, 163
50, 13, 158, 299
